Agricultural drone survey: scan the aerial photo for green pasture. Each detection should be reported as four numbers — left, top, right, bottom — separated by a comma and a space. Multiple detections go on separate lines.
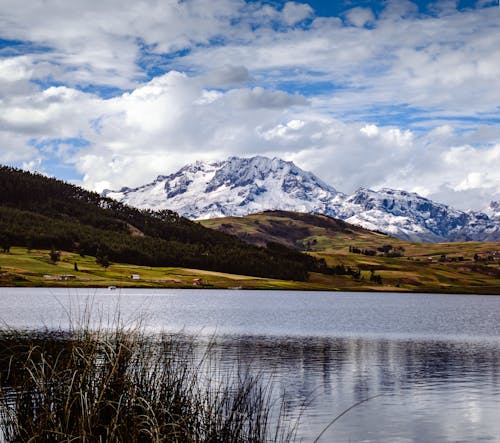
1, 244, 499, 293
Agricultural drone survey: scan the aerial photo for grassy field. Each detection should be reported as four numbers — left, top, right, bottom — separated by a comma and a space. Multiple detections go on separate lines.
201, 211, 500, 294
0, 247, 339, 291
1, 242, 499, 293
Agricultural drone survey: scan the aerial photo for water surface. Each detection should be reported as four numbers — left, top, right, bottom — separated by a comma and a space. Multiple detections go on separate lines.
1, 288, 499, 442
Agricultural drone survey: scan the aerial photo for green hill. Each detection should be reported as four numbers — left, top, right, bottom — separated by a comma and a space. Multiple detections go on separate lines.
200, 210, 393, 250
201, 211, 500, 293
0, 166, 322, 281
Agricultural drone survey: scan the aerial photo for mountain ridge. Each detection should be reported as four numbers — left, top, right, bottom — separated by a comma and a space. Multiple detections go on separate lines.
105, 156, 500, 242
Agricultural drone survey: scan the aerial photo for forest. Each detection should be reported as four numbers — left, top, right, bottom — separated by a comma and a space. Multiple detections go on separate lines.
0, 165, 322, 281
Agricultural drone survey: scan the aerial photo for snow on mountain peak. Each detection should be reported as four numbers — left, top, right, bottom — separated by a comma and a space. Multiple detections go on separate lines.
105, 156, 340, 220
105, 156, 499, 242
337, 187, 473, 241
484, 201, 500, 219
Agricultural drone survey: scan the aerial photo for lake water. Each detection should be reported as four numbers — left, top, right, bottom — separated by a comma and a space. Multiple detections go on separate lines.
1, 288, 499, 442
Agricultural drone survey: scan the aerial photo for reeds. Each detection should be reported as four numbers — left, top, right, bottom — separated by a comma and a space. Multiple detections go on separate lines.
0, 326, 297, 442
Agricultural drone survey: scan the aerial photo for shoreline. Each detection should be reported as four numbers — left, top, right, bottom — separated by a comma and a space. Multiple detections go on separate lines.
1, 283, 499, 295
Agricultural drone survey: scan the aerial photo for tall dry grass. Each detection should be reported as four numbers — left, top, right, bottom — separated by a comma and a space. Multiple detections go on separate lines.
0, 325, 297, 442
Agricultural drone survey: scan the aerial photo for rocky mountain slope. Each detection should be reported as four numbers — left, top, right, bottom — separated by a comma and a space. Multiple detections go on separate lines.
105, 156, 499, 242
106, 157, 343, 219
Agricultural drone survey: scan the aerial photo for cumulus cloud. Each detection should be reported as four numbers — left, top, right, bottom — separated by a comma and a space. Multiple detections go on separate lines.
180, 2, 500, 120
281, 2, 314, 25
0, 68, 498, 210
0, 68, 311, 189
344, 7, 375, 27
0, 0, 246, 88
0, 0, 499, 211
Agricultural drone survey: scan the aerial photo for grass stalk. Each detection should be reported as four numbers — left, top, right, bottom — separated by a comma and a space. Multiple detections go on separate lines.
0, 325, 297, 443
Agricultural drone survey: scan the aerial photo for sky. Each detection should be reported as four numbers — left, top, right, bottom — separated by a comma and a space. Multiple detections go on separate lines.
0, 0, 499, 211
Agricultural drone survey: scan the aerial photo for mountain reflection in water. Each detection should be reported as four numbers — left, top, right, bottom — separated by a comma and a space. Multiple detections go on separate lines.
206, 335, 500, 442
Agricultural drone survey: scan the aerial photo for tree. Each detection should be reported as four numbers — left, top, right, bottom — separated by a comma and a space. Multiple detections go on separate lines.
370, 269, 382, 284
26, 236, 35, 252
96, 254, 110, 269
0, 234, 11, 253
49, 247, 60, 263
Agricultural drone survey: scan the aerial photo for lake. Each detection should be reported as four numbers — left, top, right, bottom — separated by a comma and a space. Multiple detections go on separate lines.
1, 288, 499, 442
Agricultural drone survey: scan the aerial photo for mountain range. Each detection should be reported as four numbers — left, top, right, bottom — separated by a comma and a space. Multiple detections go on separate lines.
105, 156, 500, 242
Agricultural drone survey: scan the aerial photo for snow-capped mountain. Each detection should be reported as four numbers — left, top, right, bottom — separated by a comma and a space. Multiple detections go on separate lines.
336, 188, 499, 242
105, 156, 500, 242
106, 156, 344, 219
484, 201, 500, 220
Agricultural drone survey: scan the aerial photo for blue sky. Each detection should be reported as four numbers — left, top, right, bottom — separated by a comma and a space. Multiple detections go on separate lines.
0, 0, 499, 210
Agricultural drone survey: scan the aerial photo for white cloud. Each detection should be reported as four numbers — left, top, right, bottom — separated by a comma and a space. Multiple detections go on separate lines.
282, 2, 314, 25
0, 0, 247, 88
456, 172, 483, 191
360, 124, 379, 137
0, 0, 499, 211
0, 57, 32, 82
441, 144, 500, 194
202, 65, 253, 88
223, 87, 310, 109
344, 7, 375, 27
0, 69, 498, 210
0, 69, 311, 190
180, 2, 500, 119
0, 132, 38, 163
380, 0, 419, 19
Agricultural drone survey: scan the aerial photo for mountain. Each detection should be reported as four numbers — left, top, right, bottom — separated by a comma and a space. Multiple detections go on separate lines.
105, 156, 500, 242
106, 156, 343, 219
336, 188, 500, 242
484, 201, 500, 220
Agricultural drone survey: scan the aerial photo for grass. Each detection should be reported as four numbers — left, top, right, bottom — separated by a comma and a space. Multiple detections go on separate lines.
0, 322, 298, 442
1, 243, 500, 293
0, 247, 313, 290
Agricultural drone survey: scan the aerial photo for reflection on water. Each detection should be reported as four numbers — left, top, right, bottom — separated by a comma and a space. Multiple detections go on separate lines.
0, 288, 499, 442
208, 335, 500, 442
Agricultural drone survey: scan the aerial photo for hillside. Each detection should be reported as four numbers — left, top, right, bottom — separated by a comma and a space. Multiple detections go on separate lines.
201, 211, 500, 294
200, 210, 394, 249
0, 166, 324, 282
